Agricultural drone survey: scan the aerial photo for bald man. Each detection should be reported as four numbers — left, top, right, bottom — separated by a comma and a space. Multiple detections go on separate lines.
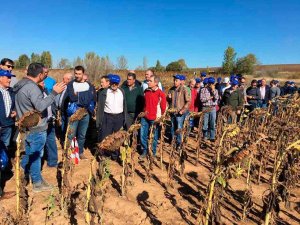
141, 70, 163, 91
56, 72, 73, 136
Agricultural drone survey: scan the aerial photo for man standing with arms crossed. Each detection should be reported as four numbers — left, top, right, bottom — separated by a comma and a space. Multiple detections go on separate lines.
14, 63, 65, 192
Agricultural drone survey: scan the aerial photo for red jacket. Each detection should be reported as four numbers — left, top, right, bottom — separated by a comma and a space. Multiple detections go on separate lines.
144, 88, 167, 120
189, 88, 199, 112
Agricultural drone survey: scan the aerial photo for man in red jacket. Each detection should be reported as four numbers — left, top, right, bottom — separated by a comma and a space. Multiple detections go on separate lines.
139, 75, 166, 160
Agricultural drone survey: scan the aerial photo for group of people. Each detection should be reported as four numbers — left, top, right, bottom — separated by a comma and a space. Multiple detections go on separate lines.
0, 57, 299, 200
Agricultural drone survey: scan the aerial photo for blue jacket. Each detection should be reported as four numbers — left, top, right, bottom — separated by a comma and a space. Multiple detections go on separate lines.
0, 87, 15, 128
65, 80, 96, 112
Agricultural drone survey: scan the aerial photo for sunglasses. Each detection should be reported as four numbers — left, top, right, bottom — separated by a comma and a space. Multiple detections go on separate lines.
5, 64, 14, 69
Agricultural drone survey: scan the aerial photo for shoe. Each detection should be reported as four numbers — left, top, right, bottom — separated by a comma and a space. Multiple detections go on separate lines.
32, 179, 53, 193
0, 191, 16, 201
79, 154, 88, 160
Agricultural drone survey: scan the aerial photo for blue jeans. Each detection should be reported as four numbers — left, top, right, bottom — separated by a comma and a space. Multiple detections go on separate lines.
45, 123, 58, 167
170, 113, 186, 145
140, 118, 159, 156
0, 126, 12, 148
21, 131, 47, 184
202, 107, 216, 140
68, 113, 90, 154
258, 100, 268, 109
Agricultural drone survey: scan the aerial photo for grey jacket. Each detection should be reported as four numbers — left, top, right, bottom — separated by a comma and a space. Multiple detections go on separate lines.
13, 78, 58, 132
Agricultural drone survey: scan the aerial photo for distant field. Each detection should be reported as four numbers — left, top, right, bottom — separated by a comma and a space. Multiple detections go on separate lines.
13, 64, 300, 86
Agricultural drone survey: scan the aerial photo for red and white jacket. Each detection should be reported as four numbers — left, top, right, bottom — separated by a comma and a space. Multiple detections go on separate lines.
144, 88, 167, 120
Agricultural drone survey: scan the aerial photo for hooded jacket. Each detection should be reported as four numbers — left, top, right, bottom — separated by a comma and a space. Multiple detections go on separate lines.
13, 78, 58, 132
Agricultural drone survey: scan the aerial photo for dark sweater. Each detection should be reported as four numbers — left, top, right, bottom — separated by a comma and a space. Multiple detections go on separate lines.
121, 84, 144, 114
0, 87, 15, 128
66, 80, 96, 109
246, 87, 260, 105
223, 88, 244, 110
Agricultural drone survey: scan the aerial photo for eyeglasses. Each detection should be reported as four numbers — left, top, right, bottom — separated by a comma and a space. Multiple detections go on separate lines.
5, 64, 14, 69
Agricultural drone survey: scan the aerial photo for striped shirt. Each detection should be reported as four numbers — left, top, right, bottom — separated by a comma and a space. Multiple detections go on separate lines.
0, 87, 12, 117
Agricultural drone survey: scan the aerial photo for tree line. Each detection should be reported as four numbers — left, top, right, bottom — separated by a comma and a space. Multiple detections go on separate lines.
11, 46, 258, 80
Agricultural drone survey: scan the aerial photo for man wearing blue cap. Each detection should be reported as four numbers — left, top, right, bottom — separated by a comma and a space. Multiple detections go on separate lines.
222, 79, 244, 123
0, 58, 18, 87
167, 75, 190, 147
0, 70, 16, 148
200, 77, 219, 142
66, 65, 96, 160
0, 69, 17, 200
96, 74, 127, 143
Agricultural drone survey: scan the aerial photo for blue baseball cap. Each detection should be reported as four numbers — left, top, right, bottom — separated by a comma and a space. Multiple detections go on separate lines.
0, 69, 16, 77
208, 77, 215, 84
200, 72, 207, 77
173, 74, 185, 80
217, 77, 222, 83
180, 75, 186, 80
231, 80, 239, 86
203, 78, 209, 85
108, 74, 121, 84
195, 78, 201, 83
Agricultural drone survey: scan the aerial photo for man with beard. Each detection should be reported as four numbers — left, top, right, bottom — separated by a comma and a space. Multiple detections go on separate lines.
66, 66, 96, 160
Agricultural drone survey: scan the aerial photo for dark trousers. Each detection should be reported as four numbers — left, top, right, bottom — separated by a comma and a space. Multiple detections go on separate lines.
99, 112, 124, 142
125, 112, 137, 130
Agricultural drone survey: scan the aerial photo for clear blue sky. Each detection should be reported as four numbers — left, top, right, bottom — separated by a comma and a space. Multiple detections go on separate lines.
1, 0, 299, 68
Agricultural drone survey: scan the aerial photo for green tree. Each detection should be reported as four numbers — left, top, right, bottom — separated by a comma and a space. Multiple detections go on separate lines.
30, 53, 41, 63
57, 58, 71, 69
235, 54, 258, 74
15, 54, 30, 69
84, 52, 101, 81
41, 51, 52, 68
166, 61, 182, 71
155, 60, 165, 71
177, 59, 188, 69
222, 46, 236, 74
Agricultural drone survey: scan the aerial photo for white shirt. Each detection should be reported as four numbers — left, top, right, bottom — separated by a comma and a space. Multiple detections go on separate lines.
260, 86, 266, 99
104, 89, 124, 114
73, 82, 89, 93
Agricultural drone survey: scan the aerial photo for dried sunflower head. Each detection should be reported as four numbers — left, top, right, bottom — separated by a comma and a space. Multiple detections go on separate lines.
128, 124, 141, 134
69, 108, 88, 122
18, 110, 41, 130
97, 130, 128, 151
168, 108, 178, 114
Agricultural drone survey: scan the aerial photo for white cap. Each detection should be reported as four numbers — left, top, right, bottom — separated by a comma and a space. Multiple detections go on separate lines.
224, 77, 230, 83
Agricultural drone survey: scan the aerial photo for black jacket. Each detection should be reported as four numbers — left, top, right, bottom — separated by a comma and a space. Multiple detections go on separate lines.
0, 87, 15, 128
96, 88, 127, 129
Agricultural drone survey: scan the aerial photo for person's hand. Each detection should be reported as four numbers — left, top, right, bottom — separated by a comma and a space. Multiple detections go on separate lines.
10, 111, 16, 118
168, 93, 172, 99
178, 110, 183, 115
53, 82, 66, 94
237, 110, 241, 115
